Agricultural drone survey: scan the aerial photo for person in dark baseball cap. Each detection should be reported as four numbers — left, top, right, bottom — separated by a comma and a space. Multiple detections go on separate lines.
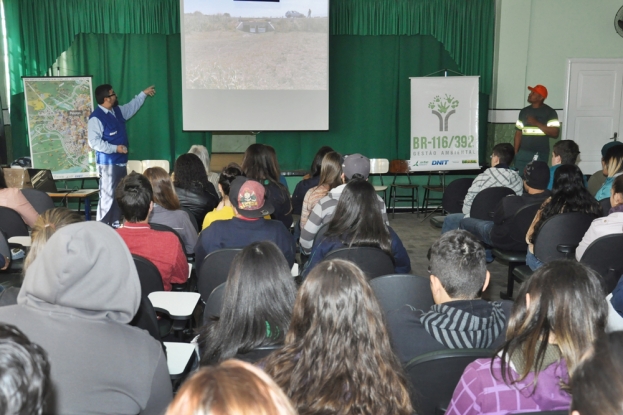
342, 153, 371, 180
195, 177, 295, 269
524, 160, 550, 191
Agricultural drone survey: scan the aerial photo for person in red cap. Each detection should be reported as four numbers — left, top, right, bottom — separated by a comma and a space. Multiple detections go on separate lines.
514, 85, 560, 174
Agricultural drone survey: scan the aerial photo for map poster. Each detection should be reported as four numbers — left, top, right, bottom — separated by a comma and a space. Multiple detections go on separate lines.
409, 76, 480, 172
23, 76, 97, 179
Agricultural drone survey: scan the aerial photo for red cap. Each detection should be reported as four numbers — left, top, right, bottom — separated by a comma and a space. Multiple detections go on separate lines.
528, 85, 548, 100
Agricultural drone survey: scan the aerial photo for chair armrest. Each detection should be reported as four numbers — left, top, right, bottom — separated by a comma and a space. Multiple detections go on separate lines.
488, 211, 495, 218
557, 244, 577, 258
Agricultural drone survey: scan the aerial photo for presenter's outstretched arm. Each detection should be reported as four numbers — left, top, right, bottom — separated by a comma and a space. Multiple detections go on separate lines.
143, 85, 156, 97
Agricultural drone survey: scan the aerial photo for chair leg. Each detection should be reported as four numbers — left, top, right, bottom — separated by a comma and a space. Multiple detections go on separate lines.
500, 262, 517, 300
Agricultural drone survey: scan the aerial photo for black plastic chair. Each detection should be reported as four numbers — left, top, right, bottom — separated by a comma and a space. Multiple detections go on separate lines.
197, 248, 241, 301
181, 207, 199, 232
21, 188, 55, 214
234, 345, 281, 364
580, 233, 623, 294
405, 348, 493, 415
203, 282, 225, 324
0, 207, 29, 237
324, 247, 395, 280
130, 295, 165, 346
512, 212, 596, 285
429, 178, 475, 228
469, 187, 515, 220
600, 197, 612, 217
369, 274, 434, 315
133, 254, 165, 296
494, 202, 542, 299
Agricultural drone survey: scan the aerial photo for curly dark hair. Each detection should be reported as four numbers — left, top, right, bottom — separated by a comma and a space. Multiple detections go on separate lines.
173, 153, 211, 191
530, 164, 601, 242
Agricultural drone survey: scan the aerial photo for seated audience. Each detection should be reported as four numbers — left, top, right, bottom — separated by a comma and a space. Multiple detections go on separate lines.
0, 208, 82, 307
526, 164, 601, 270
116, 172, 188, 291
262, 259, 413, 415
143, 166, 197, 253
548, 139, 581, 190
596, 143, 623, 201
300, 153, 389, 255
588, 141, 623, 196
199, 241, 296, 365
165, 360, 296, 415
387, 230, 508, 365
300, 151, 342, 230
201, 164, 243, 230
173, 153, 219, 226
460, 160, 550, 256
446, 260, 607, 415
0, 168, 38, 227
242, 143, 293, 228
188, 144, 220, 196
576, 174, 623, 260
194, 177, 295, 268
0, 324, 50, 415
0, 221, 172, 414
570, 332, 623, 415
442, 143, 523, 233
304, 179, 410, 276
291, 145, 333, 216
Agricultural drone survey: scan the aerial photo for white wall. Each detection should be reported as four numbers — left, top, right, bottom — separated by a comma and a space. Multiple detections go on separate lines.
493, 0, 623, 110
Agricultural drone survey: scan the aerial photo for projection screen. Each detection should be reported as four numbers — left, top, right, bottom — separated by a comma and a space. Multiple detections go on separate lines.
180, 0, 329, 131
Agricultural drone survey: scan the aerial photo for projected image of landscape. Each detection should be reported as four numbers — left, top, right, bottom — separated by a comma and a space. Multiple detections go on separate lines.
183, 0, 328, 90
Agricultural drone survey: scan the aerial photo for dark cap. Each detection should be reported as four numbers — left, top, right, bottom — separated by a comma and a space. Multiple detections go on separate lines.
228, 177, 274, 218
524, 161, 550, 190
602, 141, 623, 158
342, 153, 370, 180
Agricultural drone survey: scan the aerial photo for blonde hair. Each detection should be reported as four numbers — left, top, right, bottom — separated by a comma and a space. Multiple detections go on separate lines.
165, 360, 296, 415
188, 145, 212, 175
23, 208, 83, 272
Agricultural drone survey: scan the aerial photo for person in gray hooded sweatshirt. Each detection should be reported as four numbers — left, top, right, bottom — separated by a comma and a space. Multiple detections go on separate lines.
0, 221, 172, 414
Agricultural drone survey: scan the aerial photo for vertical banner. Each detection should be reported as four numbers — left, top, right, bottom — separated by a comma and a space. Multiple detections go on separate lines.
409, 76, 480, 171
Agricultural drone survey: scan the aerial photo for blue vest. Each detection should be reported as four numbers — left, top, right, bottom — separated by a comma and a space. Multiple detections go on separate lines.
89, 106, 129, 165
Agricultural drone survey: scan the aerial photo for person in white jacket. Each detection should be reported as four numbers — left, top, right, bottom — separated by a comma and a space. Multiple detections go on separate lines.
442, 143, 523, 234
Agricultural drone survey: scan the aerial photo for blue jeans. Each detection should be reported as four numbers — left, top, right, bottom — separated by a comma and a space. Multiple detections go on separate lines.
441, 213, 465, 234
526, 250, 544, 271
459, 218, 494, 246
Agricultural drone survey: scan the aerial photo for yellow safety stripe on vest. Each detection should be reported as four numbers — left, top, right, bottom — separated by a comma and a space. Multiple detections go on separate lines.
516, 120, 524, 129
547, 119, 561, 127
522, 127, 546, 136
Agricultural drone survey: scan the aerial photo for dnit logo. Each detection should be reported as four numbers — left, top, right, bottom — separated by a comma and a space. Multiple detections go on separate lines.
432, 160, 449, 166
428, 94, 459, 132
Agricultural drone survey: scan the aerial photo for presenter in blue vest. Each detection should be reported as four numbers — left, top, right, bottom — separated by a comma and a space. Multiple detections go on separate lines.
88, 84, 156, 227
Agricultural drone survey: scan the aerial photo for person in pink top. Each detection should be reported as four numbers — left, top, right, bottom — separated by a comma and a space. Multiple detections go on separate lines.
115, 172, 188, 291
0, 169, 38, 227
446, 260, 606, 415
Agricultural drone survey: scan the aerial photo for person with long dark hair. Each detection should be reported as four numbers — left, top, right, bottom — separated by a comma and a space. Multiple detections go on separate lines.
596, 144, 623, 201
525, 164, 601, 270
262, 259, 414, 415
291, 146, 333, 216
241, 143, 293, 228
173, 153, 219, 226
198, 241, 296, 365
300, 151, 342, 230
0, 168, 38, 227
201, 164, 243, 230
304, 179, 410, 275
446, 260, 607, 414
144, 166, 197, 253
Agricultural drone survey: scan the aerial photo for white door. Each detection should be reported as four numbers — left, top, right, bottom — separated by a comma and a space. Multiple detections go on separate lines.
564, 59, 623, 174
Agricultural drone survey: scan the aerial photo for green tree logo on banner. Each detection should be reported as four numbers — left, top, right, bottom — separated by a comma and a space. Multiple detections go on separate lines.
428, 94, 459, 131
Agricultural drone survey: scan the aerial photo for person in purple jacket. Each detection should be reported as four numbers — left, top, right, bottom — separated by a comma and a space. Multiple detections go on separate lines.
446, 260, 607, 415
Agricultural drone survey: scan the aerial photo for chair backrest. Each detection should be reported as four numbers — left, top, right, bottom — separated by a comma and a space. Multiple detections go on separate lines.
324, 247, 395, 279
0, 230, 9, 260
126, 160, 144, 175
533, 212, 596, 263
470, 187, 516, 220
149, 222, 189, 256
20, 188, 55, 214
0, 207, 29, 237
132, 254, 165, 296
312, 222, 330, 248
600, 197, 612, 216
369, 274, 434, 315
405, 348, 493, 415
388, 159, 410, 174
197, 248, 242, 301
442, 178, 474, 214
580, 233, 623, 293
203, 282, 226, 324
130, 295, 162, 343
507, 202, 542, 245
181, 207, 199, 232
234, 345, 282, 364
142, 160, 170, 173
369, 158, 389, 175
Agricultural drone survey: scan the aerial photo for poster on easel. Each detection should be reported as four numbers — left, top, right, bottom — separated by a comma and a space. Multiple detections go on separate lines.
409, 76, 480, 171
23, 76, 97, 179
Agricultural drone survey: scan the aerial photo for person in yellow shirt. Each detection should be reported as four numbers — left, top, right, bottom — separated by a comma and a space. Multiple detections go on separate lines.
202, 165, 242, 230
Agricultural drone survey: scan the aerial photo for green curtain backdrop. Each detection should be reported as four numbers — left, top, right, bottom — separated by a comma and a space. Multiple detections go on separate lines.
4, 0, 494, 168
